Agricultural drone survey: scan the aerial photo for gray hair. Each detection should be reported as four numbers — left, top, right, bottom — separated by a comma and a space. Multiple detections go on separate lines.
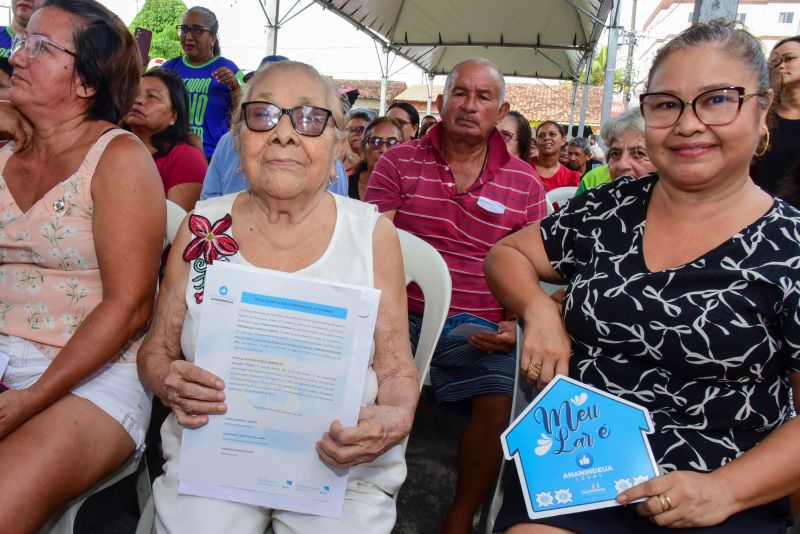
600, 107, 644, 148
360, 116, 405, 151
443, 58, 506, 104
567, 136, 591, 155
185, 6, 220, 56
231, 61, 346, 149
647, 21, 770, 108
347, 108, 377, 123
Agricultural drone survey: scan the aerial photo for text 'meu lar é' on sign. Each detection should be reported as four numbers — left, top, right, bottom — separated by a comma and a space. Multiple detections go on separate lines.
501, 375, 659, 518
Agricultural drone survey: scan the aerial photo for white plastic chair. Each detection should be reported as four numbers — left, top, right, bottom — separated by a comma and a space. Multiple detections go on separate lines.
397, 229, 452, 392
134, 494, 155, 534
545, 186, 578, 213
165, 199, 187, 246
483, 282, 566, 534
394, 230, 451, 506
40, 455, 151, 534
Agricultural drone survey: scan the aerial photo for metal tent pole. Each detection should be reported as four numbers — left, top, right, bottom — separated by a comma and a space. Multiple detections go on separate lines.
600, 0, 620, 126
379, 47, 390, 115
567, 79, 578, 139
265, 0, 280, 55
426, 73, 434, 115
577, 51, 593, 137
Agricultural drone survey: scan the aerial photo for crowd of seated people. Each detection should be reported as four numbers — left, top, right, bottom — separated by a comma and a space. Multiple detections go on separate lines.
0, 2, 799, 533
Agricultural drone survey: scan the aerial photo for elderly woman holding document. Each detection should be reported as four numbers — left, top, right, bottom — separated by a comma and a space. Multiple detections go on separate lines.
136, 60, 418, 534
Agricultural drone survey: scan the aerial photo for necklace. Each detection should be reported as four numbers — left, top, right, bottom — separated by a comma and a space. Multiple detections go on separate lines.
453, 147, 489, 193
478, 147, 489, 178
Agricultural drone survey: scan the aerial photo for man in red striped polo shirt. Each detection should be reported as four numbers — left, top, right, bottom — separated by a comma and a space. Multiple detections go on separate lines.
365, 58, 547, 533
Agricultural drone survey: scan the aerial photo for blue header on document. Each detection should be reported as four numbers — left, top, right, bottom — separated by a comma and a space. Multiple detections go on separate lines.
241, 292, 348, 319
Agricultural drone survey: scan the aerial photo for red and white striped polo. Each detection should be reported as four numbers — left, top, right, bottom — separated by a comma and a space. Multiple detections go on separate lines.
365, 123, 547, 322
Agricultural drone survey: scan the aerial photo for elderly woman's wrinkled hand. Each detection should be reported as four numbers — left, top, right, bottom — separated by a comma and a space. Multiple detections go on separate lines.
0, 101, 33, 152
316, 404, 414, 469
616, 470, 737, 528
521, 296, 571, 388
163, 359, 227, 428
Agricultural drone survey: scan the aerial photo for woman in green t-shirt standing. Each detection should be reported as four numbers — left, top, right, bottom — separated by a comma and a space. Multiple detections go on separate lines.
162, 6, 242, 160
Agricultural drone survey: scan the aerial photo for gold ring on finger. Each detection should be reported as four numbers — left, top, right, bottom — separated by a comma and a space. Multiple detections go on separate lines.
657, 493, 671, 512
527, 360, 543, 378
663, 494, 674, 511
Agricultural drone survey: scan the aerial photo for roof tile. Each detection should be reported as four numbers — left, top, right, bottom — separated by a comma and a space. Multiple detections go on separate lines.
395, 83, 603, 125
334, 79, 408, 101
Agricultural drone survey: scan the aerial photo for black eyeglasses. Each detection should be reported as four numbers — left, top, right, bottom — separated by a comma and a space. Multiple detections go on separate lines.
639, 86, 767, 128
365, 136, 400, 149
348, 125, 366, 136
176, 24, 213, 37
13, 34, 76, 60
242, 101, 333, 136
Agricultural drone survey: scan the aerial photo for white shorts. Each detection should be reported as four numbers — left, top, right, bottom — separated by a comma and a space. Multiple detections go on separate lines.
152, 413, 406, 534
0, 333, 151, 451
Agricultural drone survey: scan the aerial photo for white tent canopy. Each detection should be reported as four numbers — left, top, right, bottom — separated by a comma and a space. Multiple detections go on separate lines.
312, 0, 612, 81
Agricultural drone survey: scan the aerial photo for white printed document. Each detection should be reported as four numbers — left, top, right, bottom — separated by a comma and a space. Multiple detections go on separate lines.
178, 261, 380, 518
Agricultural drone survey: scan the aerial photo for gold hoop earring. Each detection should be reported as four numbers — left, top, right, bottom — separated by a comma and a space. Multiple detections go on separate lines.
754, 130, 770, 158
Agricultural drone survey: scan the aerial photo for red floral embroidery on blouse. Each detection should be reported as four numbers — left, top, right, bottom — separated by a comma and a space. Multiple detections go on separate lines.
182, 214, 239, 264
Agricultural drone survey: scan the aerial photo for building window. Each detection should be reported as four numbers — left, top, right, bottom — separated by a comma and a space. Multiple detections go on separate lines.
736, 12, 746, 23
779, 12, 794, 24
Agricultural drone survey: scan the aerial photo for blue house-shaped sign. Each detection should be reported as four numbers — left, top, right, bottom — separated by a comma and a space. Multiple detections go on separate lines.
501, 375, 659, 518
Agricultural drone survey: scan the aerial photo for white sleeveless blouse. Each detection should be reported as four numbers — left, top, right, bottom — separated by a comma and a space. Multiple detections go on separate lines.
179, 192, 381, 406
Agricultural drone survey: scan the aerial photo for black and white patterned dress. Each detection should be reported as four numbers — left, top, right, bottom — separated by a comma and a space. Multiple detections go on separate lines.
495, 174, 800, 532
544, 174, 800, 473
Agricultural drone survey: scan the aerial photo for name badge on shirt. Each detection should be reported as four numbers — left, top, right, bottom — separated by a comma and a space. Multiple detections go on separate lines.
477, 196, 507, 214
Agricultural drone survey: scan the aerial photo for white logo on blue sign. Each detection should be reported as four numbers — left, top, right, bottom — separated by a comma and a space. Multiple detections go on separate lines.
501, 375, 659, 519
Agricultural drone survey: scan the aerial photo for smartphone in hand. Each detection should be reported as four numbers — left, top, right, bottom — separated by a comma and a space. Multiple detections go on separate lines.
134, 27, 152, 68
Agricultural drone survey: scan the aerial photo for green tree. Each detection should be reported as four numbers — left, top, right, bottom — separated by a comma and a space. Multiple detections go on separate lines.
580, 45, 625, 88
129, 0, 187, 62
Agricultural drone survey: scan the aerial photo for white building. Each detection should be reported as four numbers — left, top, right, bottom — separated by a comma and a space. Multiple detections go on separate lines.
632, 0, 800, 89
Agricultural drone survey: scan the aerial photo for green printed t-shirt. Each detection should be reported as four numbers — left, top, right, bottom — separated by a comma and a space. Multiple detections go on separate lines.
575, 164, 612, 196
0, 27, 16, 58
162, 55, 243, 159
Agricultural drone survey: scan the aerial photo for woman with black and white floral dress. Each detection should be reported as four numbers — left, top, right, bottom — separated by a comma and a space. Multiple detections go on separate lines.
486, 22, 800, 534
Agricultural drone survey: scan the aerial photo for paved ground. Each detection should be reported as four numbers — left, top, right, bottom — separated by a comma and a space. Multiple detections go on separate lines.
74, 391, 479, 534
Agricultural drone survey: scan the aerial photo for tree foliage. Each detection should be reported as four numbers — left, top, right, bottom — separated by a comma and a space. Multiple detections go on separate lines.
580, 45, 626, 87
129, 0, 187, 62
